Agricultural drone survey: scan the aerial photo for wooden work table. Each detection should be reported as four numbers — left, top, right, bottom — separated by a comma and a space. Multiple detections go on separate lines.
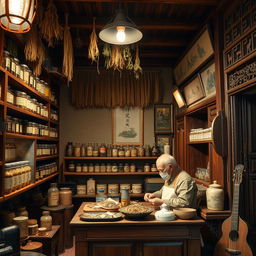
70, 202, 205, 256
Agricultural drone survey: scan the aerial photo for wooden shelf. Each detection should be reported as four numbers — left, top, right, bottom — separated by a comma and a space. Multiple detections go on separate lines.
188, 140, 212, 144
50, 119, 59, 125
64, 172, 159, 176
6, 132, 59, 141
7, 103, 49, 122
0, 100, 4, 105
36, 155, 59, 161
0, 172, 58, 202
194, 178, 210, 187
0, 66, 50, 103
0, 161, 3, 165
73, 193, 144, 198
64, 157, 158, 160
200, 207, 231, 220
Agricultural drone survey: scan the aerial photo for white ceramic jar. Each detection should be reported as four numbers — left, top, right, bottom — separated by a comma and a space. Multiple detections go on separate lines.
206, 180, 224, 210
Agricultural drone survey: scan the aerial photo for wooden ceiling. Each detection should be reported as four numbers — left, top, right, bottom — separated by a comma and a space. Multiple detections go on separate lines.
54, 0, 221, 67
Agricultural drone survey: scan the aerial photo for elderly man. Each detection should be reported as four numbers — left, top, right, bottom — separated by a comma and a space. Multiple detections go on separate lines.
144, 154, 197, 208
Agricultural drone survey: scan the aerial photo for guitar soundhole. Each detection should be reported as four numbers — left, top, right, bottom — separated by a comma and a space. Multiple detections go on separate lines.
229, 230, 239, 241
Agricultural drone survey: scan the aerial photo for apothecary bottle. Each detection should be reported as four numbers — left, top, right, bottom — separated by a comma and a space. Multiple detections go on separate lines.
74, 143, 81, 157
87, 143, 93, 157
48, 183, 59, 207
81, 144, 86, 157
112, 145, 118, 157
118, 146, 125, 157
40, 211, 52, 231
145, 145, 151, 156
131, 146, 137, 157
92, 143, 99, 157
3, 51, 11, 71
99, 144, 106, 157
138, 145, 145, 157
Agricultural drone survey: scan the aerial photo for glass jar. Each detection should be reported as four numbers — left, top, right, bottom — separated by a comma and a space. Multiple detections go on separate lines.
124, 163, 130, 172
66, 142, 73, 157
11, 57, 17, 75
15, 58, 21, 78
100, 163, 106, 173
82, 164, 88, 172
131, 146, 137, 157
118, 147, 125, 157
16, 91, 27, 109
138, 145, 145, 157
130, 163, 136, 172
106, 163, 112, 173
144, 163, 150, 172
29, 72, 34, 88
7, 87, 14, 104
151, 163, 157, 172
40, 211, 52, 231
118, 163, 124, 172
125, 147, 131, 157
87, 143, 93, 157
20, 64, 26, 80
4, 168, 13, 194
68, 162, 75, 172
13, 118, 20, 134
27, 70, 32, 87
59, 187, 72, 206
112, 145, 118, 157
145, 145, 151, 157
74, 143, 81, 157
76, 163, 82, 172
47, 183, 59, 207
92, 144, 99, 157
111, 163, 118, 173
81, 144, 86, 157
95, 163, 100, 173
23, 65, 30, 84
88, 163, 94, 173
16, 207, 28, 217
3, 51, 11, 71
6, 116, 13, 132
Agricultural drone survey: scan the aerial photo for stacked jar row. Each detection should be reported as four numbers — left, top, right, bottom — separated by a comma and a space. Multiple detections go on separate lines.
4, 161, 32, 194
7, 87, 49, 118
3, 51, 51, 98
35, 162, 58, 181
6, 116, 58, 137
85, 178, 143, 195
66, 142, 160, 157
68, 162, 157, 173
36, 144, 58, 156
5, 143, 17, 162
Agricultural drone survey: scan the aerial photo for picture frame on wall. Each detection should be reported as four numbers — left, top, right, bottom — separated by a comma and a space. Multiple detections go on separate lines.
172, 88, 187, 108
199, 62, 216, 98
155, 134, 172, 154
183, 75, 205, 106
112, 107, 144, 145
154, 104, 173, 133
174, 26, 214, 85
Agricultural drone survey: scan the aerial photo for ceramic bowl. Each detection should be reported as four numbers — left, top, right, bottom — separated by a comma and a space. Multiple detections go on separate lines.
173, 208, 196, 220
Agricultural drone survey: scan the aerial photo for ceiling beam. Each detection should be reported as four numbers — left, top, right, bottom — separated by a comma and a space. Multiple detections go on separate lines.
68, 23, 198, 31
56, 0, 219, 6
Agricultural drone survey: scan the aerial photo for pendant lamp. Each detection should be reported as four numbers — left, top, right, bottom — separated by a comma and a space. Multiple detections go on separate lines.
99, 9, 142, 45
0, 0, 37, 33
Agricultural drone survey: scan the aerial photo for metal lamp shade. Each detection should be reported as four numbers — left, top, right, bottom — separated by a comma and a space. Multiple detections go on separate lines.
99, 9, 142, 45
0, 0, 37, 33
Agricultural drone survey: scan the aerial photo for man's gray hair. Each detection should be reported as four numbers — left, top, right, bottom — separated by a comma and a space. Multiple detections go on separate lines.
156, 154, 178, 167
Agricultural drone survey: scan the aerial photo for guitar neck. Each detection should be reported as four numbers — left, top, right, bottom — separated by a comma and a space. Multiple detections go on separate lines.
231, 184, 240, 231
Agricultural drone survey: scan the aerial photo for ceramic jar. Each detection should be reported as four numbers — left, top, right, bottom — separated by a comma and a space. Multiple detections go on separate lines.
155, 203, 175, 221
59, 187, 72, 206
206, 180, 224, 210
13, 216, 28, 239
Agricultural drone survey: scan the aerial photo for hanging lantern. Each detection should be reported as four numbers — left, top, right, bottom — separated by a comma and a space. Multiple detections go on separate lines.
0, 0, 37, 33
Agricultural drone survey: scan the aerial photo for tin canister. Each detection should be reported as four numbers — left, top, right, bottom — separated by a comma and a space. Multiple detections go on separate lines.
108, 184, 119, 194
121, 188, 130, 207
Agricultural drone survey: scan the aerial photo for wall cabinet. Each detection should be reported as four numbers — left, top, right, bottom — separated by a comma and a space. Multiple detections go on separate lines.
0, 66, 60, 202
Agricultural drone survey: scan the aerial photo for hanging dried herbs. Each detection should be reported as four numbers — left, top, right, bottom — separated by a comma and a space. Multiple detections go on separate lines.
24, 24, 38, 62
109, 45, 125, 71
33, 37, 45, 76
102, 43, 111, 69
123, 46, 133, 70
62, 14, 74, 82
134, 45, 142, 79
88, 17, 99, 71
40, 0, 63, 47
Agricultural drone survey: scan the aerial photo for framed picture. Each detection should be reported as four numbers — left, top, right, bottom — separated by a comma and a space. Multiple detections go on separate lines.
112, 107, 144, 145
199, 62, 216, 97
174, 27, 214, 85
155, 134, 172, 154
172, 88, 186, 108
154, 104, 173, 133
183, 75, 205, 105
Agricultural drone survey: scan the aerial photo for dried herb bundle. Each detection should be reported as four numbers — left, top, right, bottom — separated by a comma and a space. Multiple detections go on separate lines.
134, 45, 142, 79
108, 45, 125, 71
88, 18, 99, 62
62, 14, 74, 82
33, 37, 45, 76
24, 24, 38, 62
40, 0, 63, 47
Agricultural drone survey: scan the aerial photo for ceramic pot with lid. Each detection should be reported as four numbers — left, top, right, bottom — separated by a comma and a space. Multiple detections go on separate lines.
206, 180, 224, 210
155, 203, 175, 221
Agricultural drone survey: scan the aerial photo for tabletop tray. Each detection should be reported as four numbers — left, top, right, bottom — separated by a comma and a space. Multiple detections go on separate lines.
79, 212, 123, 222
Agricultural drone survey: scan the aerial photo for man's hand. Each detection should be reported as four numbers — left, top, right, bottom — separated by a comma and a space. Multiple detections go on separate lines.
148, 198, 164, 207
144, 193, 155, 201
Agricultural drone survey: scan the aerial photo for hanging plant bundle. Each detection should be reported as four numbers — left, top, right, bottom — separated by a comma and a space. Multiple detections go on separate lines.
102, 43, 111, 69
134, 45, 142, 79
62, 14, 74, 82
40, 0, 63, 47
24, 24, 38, 62
108, 45, 125, 71
88, 18, 99, 62
33, 37, 46, 76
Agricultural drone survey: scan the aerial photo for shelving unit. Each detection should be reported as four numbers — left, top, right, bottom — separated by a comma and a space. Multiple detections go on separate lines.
0, 64, 60, 202
73, 193, 144, 199
63, 156, 160, 198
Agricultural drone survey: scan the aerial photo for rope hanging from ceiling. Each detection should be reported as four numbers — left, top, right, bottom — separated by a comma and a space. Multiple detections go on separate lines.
71, 69, 160, 108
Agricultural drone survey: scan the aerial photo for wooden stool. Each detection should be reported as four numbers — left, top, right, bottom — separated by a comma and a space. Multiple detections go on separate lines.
41, 205, 65, 254
29, 225, 60, 256
21, 240, 43, 253
64, 204, 74, 249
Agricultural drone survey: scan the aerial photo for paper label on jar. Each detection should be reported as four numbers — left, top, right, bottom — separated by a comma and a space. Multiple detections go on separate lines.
48, 191, 59, 206
5, 176, 12, 190
24, 72, 29, 84
16, 97, 26, 107
7, 92, 14, 103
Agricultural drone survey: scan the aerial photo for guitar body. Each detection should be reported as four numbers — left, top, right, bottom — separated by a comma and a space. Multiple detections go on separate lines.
214, 216, 253, 256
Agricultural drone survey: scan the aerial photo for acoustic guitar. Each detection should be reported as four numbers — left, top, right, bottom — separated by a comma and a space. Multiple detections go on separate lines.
214, 164, 253, 256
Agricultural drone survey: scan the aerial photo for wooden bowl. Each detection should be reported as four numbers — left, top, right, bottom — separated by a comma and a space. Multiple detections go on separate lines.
173, 208, 196, 220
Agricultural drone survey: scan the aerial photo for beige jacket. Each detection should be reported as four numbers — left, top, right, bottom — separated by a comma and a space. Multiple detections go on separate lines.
153, 171, 198, 208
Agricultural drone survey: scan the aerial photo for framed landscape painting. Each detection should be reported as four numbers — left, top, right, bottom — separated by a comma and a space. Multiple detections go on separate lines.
155, 134, 172, 154
183, 76, 205, 105
199, 62, 216, 97
154, 104, 173, 133
112, 107, 144, 145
